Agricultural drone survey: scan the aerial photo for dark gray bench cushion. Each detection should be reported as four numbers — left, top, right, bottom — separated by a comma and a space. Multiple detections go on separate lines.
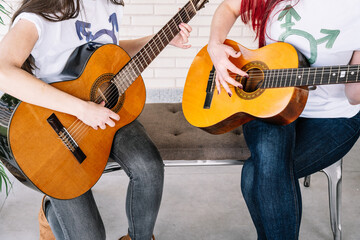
137, 103, 250, 161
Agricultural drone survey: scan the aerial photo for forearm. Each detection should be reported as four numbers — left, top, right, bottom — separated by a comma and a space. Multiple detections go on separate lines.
0, 65, 86, 117
208, 0, 240, 47
345, 83, 360, 105
346, 51, 360, 105
118, 35, 153, 57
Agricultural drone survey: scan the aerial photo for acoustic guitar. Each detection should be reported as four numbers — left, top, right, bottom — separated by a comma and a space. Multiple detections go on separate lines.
182, 39, 359, 134
0, 0, 208, 200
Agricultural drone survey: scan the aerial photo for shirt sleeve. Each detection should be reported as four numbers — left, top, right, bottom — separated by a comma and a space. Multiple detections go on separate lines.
12, 12, 44, 49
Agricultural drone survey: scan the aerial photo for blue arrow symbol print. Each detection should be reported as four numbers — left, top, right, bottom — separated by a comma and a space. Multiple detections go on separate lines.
75, 20, 93, 42
92, 13, 118, 44
75, 13, 119, 44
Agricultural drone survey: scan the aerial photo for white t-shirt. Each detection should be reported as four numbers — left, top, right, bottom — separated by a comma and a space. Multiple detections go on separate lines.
266, 0, 360, 118
12, 0, 124, 83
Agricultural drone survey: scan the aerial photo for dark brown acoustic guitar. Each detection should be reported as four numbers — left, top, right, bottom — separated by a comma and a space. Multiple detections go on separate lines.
0, 0, 208, 199
182, 39, 359, 134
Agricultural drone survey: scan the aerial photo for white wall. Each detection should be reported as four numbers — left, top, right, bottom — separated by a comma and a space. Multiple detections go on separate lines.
0, 0, 257, 89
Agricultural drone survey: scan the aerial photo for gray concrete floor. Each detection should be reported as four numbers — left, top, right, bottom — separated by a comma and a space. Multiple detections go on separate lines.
0, 139, 359, 240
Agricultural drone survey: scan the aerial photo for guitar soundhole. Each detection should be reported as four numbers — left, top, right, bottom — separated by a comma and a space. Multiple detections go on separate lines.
90, 73, 125, 113
241, 68, 264, 92
235, 62, 267, 100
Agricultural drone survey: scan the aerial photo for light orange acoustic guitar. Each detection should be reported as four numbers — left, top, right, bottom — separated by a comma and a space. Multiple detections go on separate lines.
0, 0, 208, 200
183, 39, 359, 135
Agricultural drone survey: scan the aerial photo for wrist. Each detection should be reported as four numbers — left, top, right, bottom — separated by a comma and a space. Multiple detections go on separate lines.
72, 99, 87, 120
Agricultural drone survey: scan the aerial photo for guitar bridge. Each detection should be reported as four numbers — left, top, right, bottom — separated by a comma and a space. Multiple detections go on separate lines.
47, 113, 86, 163
203, 65, 216, 109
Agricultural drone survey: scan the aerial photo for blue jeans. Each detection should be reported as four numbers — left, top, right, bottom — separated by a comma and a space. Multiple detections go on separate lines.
45, 120, 164, 240
241, 111, 360, 240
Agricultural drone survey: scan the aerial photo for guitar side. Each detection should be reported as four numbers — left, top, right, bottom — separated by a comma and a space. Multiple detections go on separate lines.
1, 44, 145, 199
182, 40, 309, 134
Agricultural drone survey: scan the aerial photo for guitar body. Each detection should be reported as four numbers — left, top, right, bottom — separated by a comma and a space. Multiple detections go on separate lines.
0, 0, 211, 199
0, 44, 145, 199
182, 39, 309, 134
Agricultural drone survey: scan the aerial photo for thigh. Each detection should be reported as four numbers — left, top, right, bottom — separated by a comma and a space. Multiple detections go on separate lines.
243, 119, 297, 177
294, 111, 360, 178
110, 120, 164, 177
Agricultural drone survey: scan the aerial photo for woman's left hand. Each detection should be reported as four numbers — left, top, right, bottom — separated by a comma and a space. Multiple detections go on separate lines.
170, 23, 192, 49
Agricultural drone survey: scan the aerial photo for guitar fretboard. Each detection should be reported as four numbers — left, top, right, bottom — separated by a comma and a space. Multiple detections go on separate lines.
112, 1, 198, 94
263, 65, 360, 89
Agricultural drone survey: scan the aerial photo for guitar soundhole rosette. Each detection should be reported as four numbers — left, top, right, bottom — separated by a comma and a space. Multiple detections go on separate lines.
90, 73, 125, 113
235, 61, 267, 100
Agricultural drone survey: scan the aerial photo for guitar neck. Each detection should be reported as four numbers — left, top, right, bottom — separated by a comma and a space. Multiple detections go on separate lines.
263, 65, 360, 89
113, 1, 198, 93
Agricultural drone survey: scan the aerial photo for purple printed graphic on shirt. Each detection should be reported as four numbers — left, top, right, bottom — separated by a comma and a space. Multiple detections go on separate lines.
75, 12, 118, 44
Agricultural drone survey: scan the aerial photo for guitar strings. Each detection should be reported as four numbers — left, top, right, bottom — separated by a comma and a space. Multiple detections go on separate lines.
65, 3, 196, 142
209, 66, 359, 84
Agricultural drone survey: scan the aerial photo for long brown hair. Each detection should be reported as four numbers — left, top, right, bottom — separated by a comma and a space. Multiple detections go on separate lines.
240, 0, 296, 47
12, 0, 124, 73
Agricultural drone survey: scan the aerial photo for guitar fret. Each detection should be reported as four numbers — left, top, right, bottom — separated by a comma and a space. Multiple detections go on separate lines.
263, 71, 267, 88
151, 38, 161, 53
170, 18, 179, 36
263, 70, 269, 88
122, 67, 133, 86
345, 65, 350, 83
161, 28, 170, 43
279, 69, 284, 87
177, 12, 185, 23
156, 34, 165, 48
273, 69, 278, 87
189, 0, 197, 11
166, 23, 176, 39
126, 67, 135, 84
140, 49, 150, 66
184, 6, 191, 20
294, 68, 299, 87
148, 41, 157, 57
287, 68, 291, 86
329, 66, 338, 83
327, 66, 332, 84
143, 48, 152, 64
300, 68, 305, 86
305, 67, 310, 86
112, 77, 122, 91
289, 68, 293, 87
269, 69, 274, 88
271, 69, 277, 87
319, 67, 324, 85
278, 69, 282, 87
273, 69, 277, 87
135, 55, 145, 72
312, 67, 317, 86
130, 60, 141, 76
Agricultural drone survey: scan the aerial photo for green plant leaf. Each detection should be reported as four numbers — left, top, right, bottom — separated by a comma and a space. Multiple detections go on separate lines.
0, 1, 12, 25
0, 163, 12, 196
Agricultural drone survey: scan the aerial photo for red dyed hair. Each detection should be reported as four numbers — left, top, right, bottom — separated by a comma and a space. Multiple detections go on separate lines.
240, 0, 285, 47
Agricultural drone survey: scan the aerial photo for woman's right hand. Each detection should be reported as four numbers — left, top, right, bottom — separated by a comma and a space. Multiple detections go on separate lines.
76, 101, 120, 130
207, 42, 247, 96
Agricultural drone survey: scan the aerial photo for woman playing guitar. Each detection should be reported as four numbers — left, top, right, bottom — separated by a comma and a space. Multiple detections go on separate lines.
0, 0, 192, 239
207, 0, 360, 239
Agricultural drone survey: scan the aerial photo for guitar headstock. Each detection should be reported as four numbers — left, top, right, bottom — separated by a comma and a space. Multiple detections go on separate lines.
191, 0, 209, 11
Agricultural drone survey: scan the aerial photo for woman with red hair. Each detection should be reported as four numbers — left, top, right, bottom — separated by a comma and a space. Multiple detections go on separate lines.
208, 0, 360, 239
